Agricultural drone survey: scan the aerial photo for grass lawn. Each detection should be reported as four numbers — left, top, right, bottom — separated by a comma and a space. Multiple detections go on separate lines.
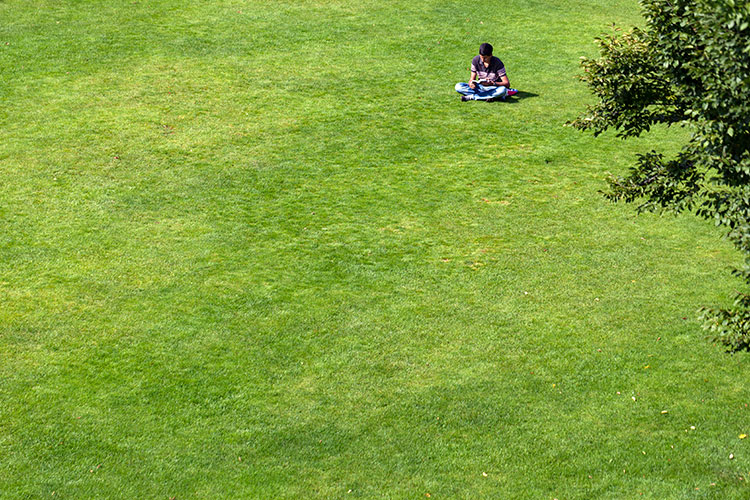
2, 0, 749, 498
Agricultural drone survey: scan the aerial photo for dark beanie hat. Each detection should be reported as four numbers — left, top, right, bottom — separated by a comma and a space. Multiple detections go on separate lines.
479, 43, 493, 55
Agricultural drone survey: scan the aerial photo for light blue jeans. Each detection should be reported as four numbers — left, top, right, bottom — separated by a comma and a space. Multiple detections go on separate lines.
455, 82, 508, 100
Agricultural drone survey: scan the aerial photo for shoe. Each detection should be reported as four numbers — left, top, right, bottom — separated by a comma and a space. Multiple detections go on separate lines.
506, 88, 519, 97
461, 95, 472, 101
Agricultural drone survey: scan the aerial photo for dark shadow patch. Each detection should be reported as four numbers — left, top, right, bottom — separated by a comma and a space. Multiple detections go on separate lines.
504, 90, 539, 103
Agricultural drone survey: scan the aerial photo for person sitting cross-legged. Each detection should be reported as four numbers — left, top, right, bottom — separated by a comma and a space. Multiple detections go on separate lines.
455, 43, 518, 102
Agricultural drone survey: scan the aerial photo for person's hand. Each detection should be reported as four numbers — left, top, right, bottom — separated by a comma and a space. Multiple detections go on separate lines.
469, 81, 477, 89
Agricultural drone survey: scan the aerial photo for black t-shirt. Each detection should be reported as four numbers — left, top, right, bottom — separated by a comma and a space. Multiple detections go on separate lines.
471, 55, 506, 81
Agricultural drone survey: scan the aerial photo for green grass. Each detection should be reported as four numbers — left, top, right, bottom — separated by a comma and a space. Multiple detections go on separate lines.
2, 0, 749, 498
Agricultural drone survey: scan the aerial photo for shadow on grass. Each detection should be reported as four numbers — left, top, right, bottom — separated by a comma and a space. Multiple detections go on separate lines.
504, 90, 539, 103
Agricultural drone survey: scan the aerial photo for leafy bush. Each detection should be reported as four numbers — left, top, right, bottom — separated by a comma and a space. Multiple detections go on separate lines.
571, 0, 750, 350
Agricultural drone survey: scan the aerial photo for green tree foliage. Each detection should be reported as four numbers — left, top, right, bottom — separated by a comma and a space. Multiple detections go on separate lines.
571, 0, 750, 350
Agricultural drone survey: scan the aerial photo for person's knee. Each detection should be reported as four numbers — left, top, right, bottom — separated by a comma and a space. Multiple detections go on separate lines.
455, 82, 467, 91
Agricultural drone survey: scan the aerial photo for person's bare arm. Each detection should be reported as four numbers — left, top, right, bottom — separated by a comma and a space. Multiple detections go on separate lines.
469, 70, 478, 89
489, 74, 510, 88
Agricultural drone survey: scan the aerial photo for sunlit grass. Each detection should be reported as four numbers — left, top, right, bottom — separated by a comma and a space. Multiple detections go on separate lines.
1, 0, 749, 498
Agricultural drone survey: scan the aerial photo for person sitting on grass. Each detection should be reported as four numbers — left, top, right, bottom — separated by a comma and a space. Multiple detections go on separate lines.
455, 43, 518, 102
